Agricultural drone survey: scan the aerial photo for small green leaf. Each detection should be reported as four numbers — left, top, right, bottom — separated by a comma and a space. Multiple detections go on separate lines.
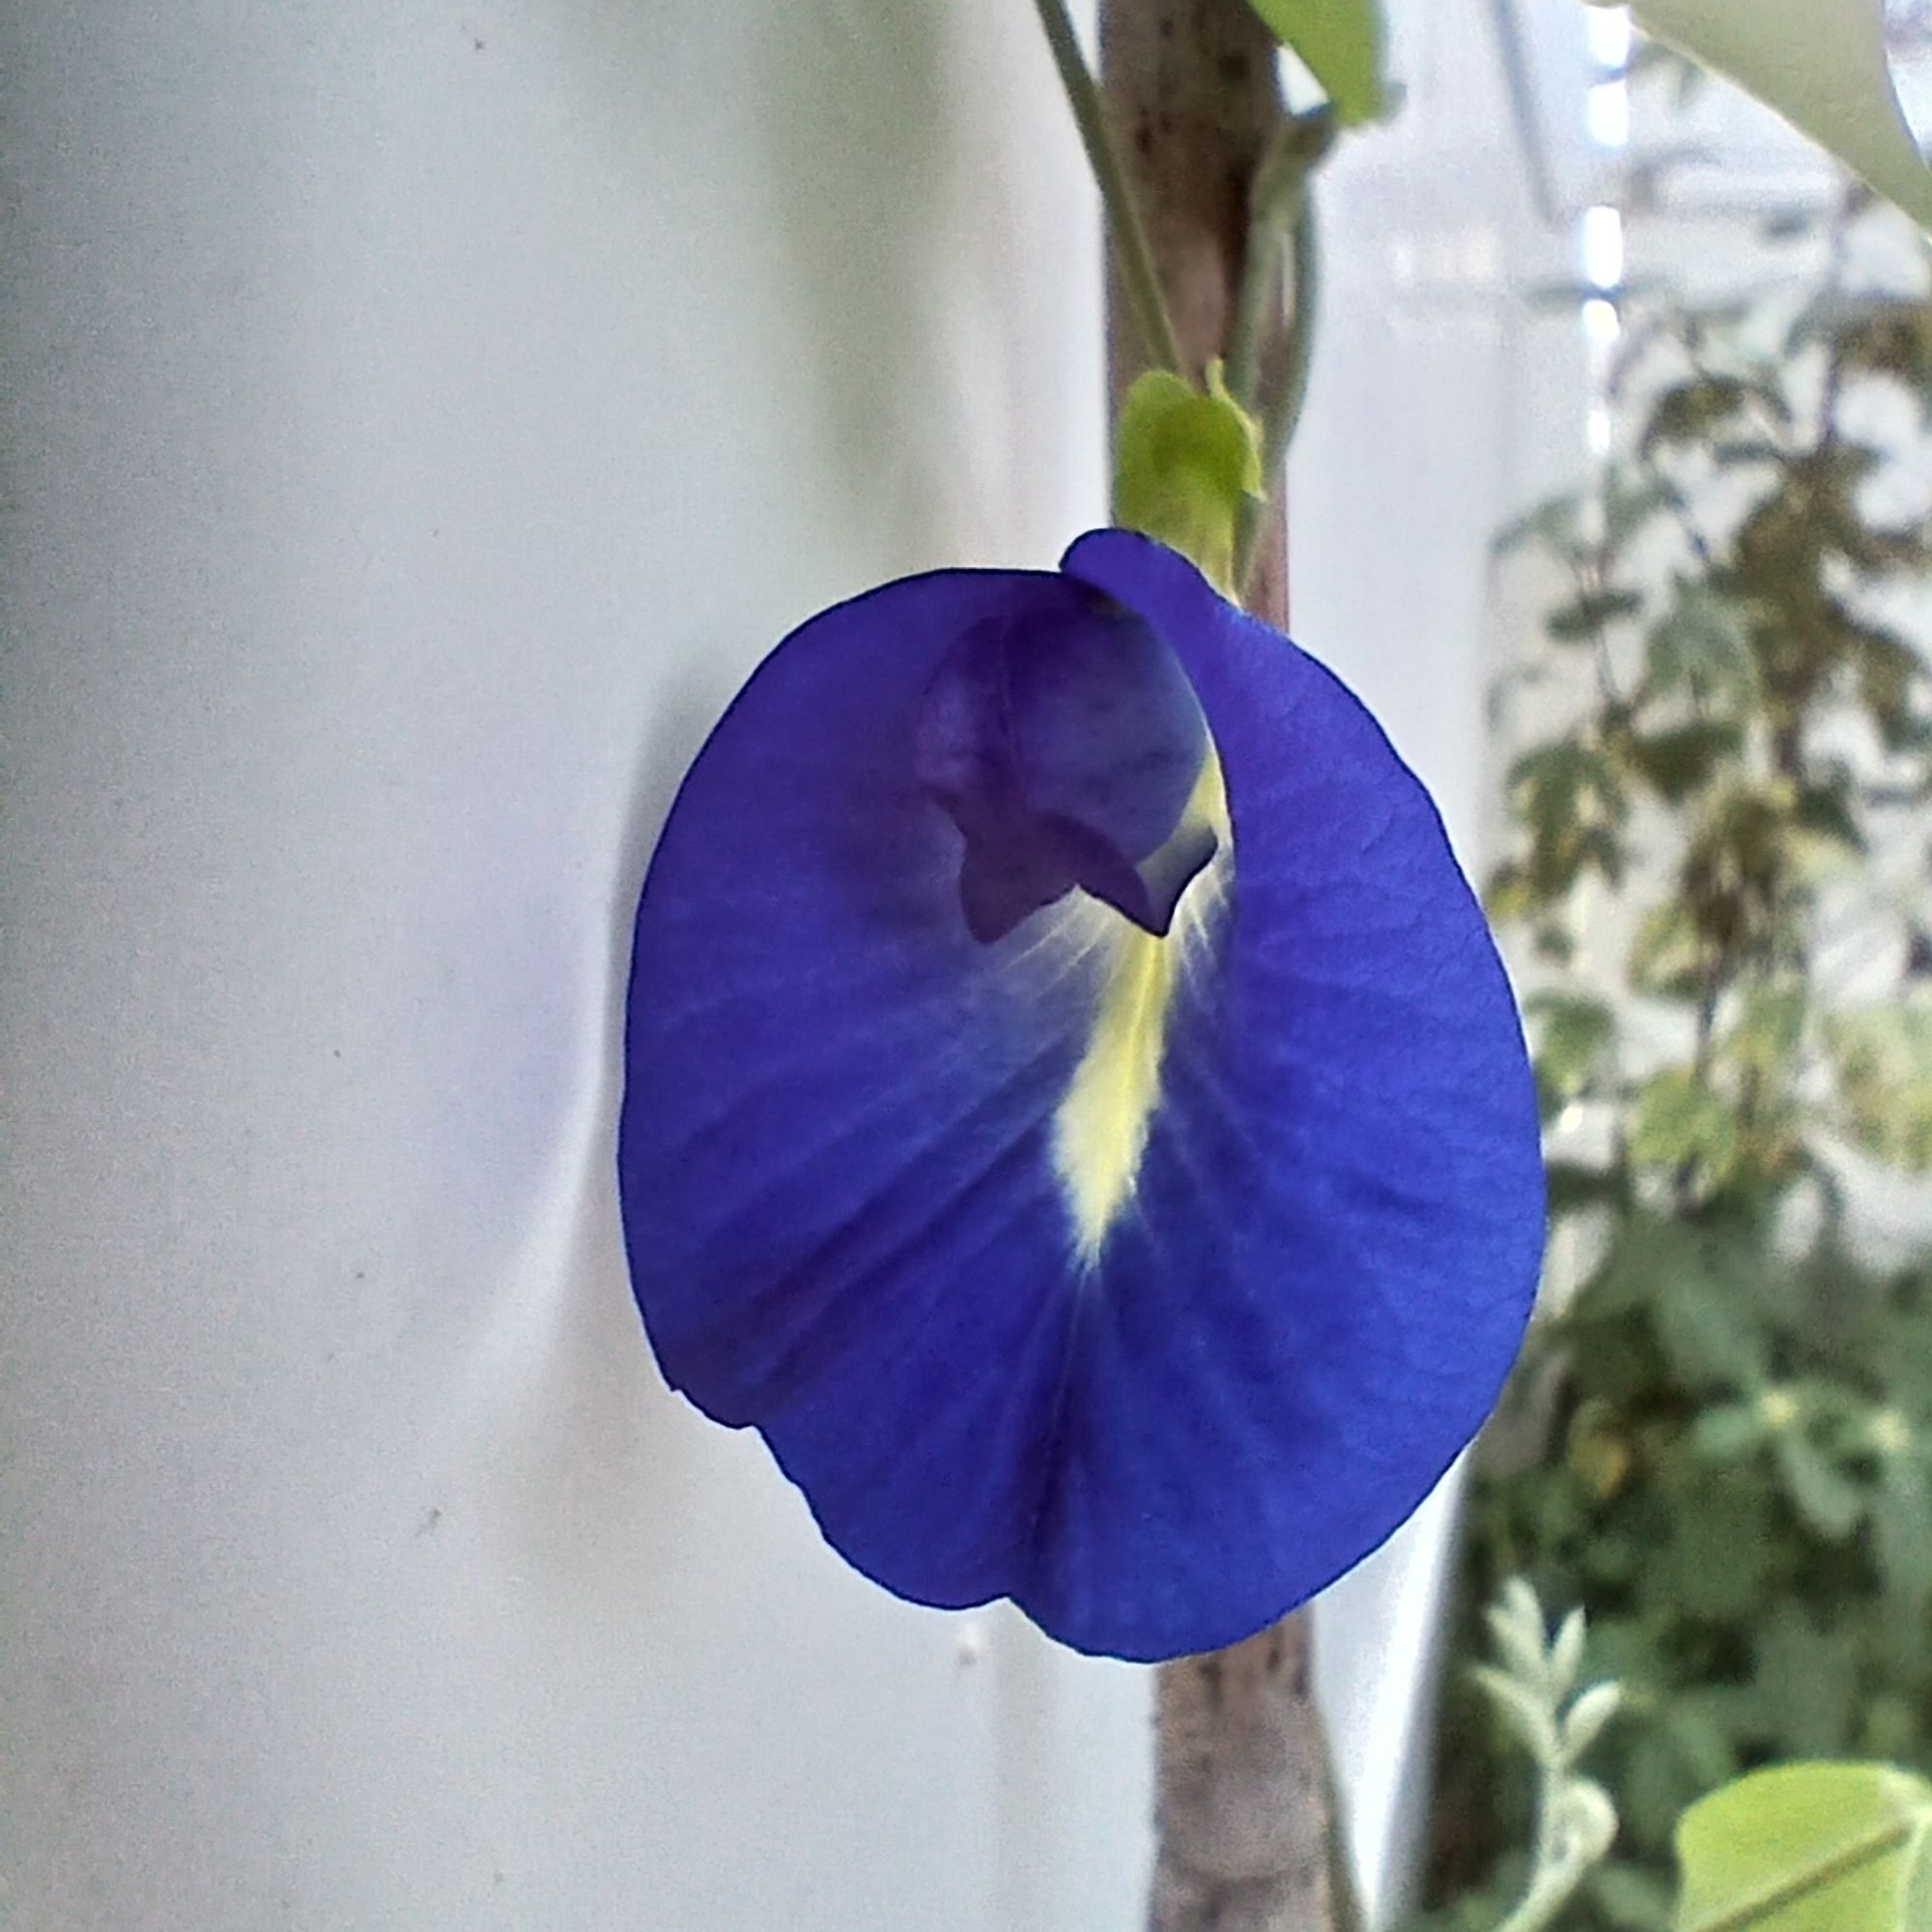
1619, 0, 1932, 235
1585, 1215, 1706, 1317
1798, 295, 1932, 391
1482, 862, 1539, 926
1774, 1435, 1865, 1542
1565, 1777, 1621, 1865
1722, 984, 1805, 1081
1631, 1068, 1740, 1187
1651, 1276, 1765, 1392
1563, 1682, 1625, 1761
1620, 722, 1744, 804
1646, 582, 1756, 700
1791, 780, 1864, 858
1674, 1761, 1932, 1931
1485, 1578, 1555, 1689
1548, 587, 1645, 643
1529, 992, 1617, 1118
1848, 623, 1927, 752
1509, 741, 1627, 846
1641, 376, 1760, 457
1628, 899, 1705, 1001
1245, 0, 1387, 126
1471, 1662, 1562, 1764
1546, 1159, 1624, 1215
1604, 470, 1679, 549
1826, 998, 1932, 1174
1549, 1607, 1588, 1699
1690, 1401, 1770, 1463
1111, 368, 1263, 593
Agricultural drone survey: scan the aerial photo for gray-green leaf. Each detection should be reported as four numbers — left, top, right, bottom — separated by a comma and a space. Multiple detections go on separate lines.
1610, 0, 1932, 234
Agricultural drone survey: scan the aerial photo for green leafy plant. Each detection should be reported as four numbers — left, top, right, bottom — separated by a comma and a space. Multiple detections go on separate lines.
1471, 1580, 1623, 1932
1425, 1582, 1932, 1932
1416, 185, 1932, 1932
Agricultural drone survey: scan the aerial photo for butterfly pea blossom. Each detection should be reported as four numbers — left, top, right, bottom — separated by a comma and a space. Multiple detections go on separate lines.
617, 528, 1544, 1662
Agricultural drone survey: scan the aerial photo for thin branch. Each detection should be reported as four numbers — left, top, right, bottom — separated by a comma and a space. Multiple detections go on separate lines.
1033, 0, 1185, 374
1225, 109, 1334, 409
1235, 190, 1321, 599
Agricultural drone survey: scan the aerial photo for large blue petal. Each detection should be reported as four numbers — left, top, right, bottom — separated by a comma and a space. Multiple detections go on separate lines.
617, 531, 1544, 1661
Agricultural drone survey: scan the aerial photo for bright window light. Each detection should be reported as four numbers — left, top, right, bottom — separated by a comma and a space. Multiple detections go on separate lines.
1582, 297, 1622, 350
1581, 204, 1625, 291
1586, 5, 1633, 70
1587, 78, 1631, 148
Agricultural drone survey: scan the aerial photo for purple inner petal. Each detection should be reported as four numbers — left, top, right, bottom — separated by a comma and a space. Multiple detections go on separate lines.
914, 582, 1215, 940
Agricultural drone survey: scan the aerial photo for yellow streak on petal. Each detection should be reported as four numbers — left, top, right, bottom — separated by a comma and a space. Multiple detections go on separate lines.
1051, 750, 1230, 1265
1053, 923, 1178, 1265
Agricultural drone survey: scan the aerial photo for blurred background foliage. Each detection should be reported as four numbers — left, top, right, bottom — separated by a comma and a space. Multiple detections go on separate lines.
1406, 164, 1932, 1932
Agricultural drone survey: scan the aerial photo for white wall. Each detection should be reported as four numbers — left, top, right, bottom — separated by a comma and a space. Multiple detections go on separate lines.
1, 5, 1151, 1927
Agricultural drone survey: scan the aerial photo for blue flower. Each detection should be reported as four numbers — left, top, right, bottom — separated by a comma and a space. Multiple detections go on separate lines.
617, 528, 1544, 1662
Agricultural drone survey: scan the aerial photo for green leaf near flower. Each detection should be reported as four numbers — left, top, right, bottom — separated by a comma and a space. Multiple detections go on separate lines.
1674, 1761, 1932, 1930
1244, 0, 1387, 127
1111, 368, 1263, 592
